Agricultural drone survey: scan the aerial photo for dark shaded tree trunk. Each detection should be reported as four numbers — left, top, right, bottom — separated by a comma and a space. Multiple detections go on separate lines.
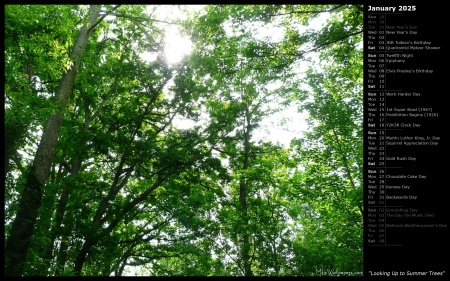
54, 236, 69, 275
27, 162, 64, 276
73, 175, 166, 275
38, 161, 79, 275
4, 6, 102, 276
73, 238, 97, 276
39, 95, 102, 274
239, 106, 253, 277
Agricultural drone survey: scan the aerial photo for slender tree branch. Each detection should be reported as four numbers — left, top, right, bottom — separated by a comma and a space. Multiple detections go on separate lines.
298, 30, 363, 57
107, 12, 180, 25
88, 5, 122, 33
267, 5, 345, 17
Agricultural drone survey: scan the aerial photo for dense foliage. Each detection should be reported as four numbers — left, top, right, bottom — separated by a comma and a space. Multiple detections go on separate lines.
4, 4, 363, 276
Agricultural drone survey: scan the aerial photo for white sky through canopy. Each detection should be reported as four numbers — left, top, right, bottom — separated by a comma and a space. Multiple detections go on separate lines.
140, 5, 331, 149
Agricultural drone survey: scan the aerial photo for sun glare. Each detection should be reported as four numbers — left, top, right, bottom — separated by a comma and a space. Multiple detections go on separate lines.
164, 25, 192, 65
140, 5, 205, 65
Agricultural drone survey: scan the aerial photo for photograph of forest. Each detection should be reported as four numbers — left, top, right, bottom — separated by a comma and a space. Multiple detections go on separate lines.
4, 4, 363, 276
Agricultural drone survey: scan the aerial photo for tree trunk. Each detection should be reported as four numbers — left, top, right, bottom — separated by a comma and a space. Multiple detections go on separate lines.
239, 106, 253, 276
72, 175, 166, 275
74, 238, 97, 276
54, 236, 69, 275
4, 6, 102, 276
39, 97, 96, 274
